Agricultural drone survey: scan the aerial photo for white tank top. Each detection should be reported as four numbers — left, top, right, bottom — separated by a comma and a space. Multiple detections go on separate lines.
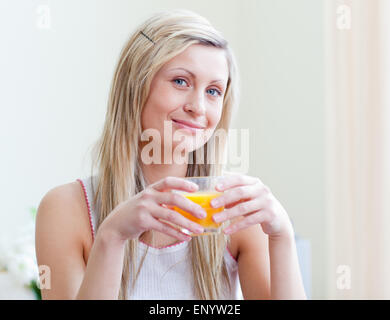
77, 176, 243, 300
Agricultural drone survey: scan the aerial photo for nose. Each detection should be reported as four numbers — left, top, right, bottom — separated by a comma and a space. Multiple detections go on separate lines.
183, 91, 206, 116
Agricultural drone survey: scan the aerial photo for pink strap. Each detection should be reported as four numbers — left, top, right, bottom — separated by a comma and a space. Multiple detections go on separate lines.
76, 179, 95, 242
226, 245, 238, 262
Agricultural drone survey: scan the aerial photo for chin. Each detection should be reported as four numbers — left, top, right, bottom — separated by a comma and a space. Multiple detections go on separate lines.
169, 140, 203, 162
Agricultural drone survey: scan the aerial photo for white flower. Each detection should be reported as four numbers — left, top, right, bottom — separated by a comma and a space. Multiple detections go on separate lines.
0, 236, 12, 271
7, 252, 39, 286
0, 215, 39, 287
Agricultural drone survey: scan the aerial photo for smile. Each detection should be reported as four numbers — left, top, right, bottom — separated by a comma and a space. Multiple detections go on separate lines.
171, 119, 206, 132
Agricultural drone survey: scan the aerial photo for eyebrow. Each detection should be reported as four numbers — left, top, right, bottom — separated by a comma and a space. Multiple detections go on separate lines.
168, 67, 225, 84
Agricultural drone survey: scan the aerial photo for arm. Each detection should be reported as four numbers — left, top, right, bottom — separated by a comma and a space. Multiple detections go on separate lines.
233, 221, 271, 299
210, 174, 307, 300
36, 177, 207, 299
268, 232, 306, 299
234, 221, 306, 300
76, 225, 126, 299
35, 184, 126, 299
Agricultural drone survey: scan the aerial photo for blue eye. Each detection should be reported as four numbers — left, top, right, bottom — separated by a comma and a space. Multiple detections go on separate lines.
173, 78, 187, 86
207, 88, 222, 97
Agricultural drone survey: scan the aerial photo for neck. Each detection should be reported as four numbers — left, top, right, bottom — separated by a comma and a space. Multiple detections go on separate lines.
141, 162, 188, 185
138, 141, 192, 185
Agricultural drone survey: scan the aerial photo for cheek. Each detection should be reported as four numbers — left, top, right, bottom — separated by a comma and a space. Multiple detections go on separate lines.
141, 104, 156, 131
200, 105, 223, 143
207, 104, 223, 129
142, 85, 179, 130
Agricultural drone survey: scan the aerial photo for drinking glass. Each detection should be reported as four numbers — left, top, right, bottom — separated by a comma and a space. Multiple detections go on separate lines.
172, 176, 224, 236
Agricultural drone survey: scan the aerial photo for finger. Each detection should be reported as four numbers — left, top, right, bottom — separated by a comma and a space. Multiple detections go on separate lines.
215, 174, 260, 192
224, 200, 244, 210
210, 183, 261, 209
152, 176, 198, 192
148, 218, 192, 241
212, 197, 266, 224
150, 203, 204, 235
154, 191, 207, 219
223, 211, 268, 234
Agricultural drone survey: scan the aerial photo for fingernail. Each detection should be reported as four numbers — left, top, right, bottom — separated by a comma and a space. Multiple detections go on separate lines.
198, 209, 206, 218
216, 183, 223, 190
195, 226, 204, 234
213, 214, 221, 223
211, 199, 220, 208
190, 183, 198, 190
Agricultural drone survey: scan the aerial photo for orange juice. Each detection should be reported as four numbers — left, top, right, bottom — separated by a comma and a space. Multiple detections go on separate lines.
173, 192, 223, 229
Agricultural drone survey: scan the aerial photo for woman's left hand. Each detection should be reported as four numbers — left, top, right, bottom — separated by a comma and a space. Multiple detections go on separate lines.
211, 174, 294, 239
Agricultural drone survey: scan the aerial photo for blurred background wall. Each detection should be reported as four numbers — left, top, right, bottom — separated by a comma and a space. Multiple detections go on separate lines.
0, 0, 326, 298
325, 0, 390, 299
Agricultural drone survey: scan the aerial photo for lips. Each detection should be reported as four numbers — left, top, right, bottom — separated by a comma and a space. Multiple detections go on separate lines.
171, 118, 206, 130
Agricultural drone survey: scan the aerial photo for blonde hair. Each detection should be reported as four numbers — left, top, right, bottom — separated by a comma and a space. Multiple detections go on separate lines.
90, 9, 240, 300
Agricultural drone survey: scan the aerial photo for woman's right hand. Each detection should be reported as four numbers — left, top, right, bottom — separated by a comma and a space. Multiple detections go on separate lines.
99, 176, 207, 243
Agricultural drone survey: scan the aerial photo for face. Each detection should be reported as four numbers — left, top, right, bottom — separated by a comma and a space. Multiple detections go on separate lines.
141, 44, 229, 161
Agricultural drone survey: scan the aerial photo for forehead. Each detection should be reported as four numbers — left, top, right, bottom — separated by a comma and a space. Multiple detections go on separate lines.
160, 44, 229, 82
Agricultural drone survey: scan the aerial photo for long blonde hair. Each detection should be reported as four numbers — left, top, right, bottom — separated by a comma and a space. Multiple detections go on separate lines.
90, 9, 239, 299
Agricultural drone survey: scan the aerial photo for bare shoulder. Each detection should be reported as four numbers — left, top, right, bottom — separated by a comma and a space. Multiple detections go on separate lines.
41, 180, 85, 204
36, 181, 93, 255
38, 181, 83, 209
35, 181, 94, 299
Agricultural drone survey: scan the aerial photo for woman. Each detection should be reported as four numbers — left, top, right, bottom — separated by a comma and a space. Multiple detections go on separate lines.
35, 9, 306, 300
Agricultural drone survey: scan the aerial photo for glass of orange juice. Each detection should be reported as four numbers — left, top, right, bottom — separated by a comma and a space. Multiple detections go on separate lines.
172, 176, 224, 236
